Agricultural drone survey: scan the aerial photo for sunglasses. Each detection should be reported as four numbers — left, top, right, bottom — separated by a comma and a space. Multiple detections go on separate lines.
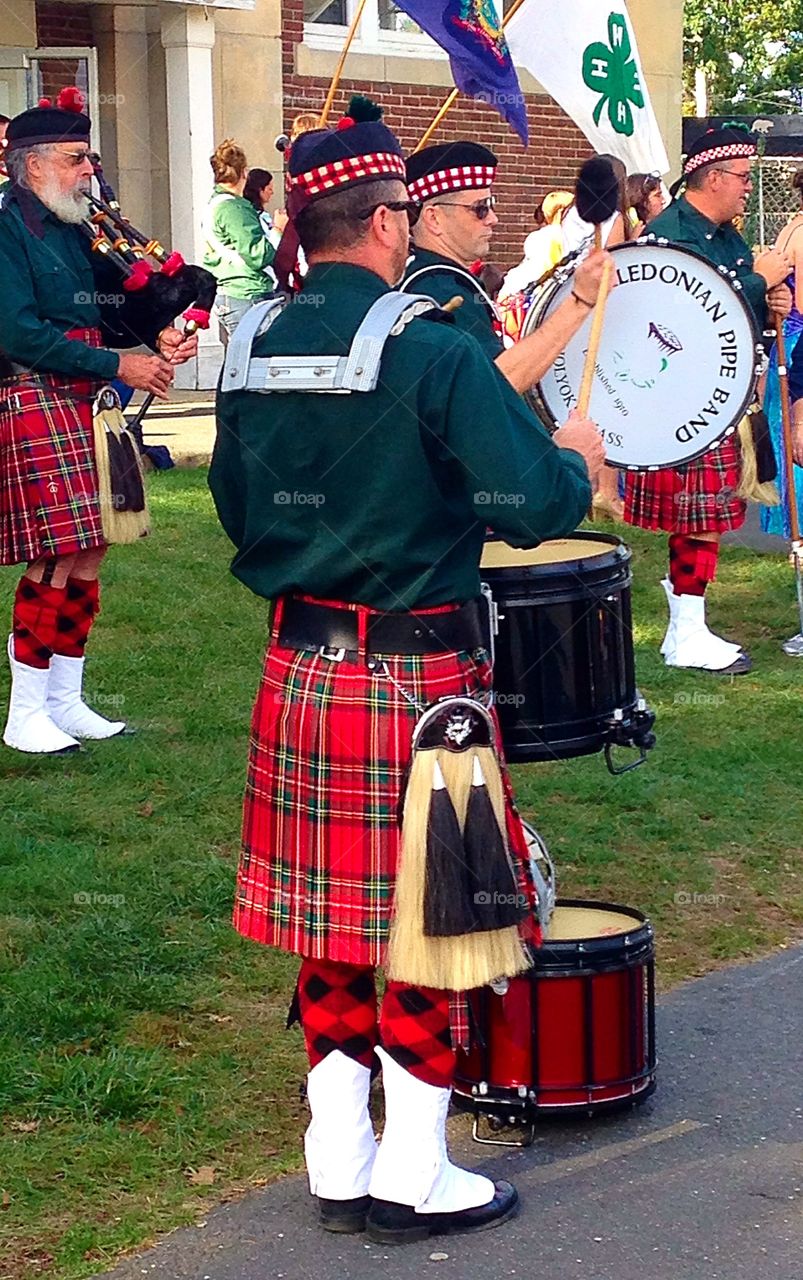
357, 199, 421, 227
433, 195, 497, 222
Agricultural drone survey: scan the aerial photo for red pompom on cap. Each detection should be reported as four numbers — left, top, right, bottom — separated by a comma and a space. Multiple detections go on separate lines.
56, 86, 86, 113
38, 97, 52, 108
336, 116, 356, 131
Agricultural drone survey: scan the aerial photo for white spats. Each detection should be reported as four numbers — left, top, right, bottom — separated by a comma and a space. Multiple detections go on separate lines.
46, 654, 126, 739
304, 1051, 376, 1199
369, 1047, 494, 1215
3, 637, 79, 754
660, 584, 744, 671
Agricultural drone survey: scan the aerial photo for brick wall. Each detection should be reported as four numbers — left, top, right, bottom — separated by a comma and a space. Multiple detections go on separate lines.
36, 1, 93, 48
281, 1, 589, 270
35, 2, 94, 106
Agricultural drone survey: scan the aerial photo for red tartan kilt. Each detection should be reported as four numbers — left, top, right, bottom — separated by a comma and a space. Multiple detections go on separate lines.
234, 625, 533, 971
623, 430, 746, 535
0, 329, 106, 565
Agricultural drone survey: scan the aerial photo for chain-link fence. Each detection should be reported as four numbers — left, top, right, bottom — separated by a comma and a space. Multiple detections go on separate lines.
745, 156, 803, 250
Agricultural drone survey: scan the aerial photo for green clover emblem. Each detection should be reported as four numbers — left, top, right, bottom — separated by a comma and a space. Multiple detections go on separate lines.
582, 13, 644, 137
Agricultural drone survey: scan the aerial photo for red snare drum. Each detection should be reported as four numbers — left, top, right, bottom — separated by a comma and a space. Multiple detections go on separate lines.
454, 900, 656, 1143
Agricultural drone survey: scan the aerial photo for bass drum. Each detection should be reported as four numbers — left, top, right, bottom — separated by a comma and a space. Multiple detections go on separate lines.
521, 240, 761, 471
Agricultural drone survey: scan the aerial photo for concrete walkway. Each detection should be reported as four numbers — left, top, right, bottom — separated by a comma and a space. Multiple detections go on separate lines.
100, 945, 803, 1280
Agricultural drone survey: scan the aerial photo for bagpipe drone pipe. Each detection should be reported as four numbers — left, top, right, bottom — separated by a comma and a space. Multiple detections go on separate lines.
81, 154, 217, 350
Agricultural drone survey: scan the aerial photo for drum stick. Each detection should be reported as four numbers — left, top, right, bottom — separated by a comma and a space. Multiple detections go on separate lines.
577, 254, 613, 417
775, 318, 803, 642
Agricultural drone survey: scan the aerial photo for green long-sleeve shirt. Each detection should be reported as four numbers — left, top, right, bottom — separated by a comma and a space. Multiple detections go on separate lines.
0, 186, 132, 380
209, 262, 591, 610
403, 247, 503, 363
202, 186, 276, 300
648, 196, 768, 331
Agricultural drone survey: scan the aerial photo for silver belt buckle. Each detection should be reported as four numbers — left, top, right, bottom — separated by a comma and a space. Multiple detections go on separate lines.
318, 645, 347, 663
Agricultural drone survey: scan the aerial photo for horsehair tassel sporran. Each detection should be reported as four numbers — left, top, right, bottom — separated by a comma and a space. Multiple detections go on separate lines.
91, 386, 150, 544
386, 696, 531, 992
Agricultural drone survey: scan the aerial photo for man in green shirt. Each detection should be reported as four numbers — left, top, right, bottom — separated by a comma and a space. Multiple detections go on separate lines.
623, 125, 791, 673
402, 141, 611, 392
210, 97, 603, 1245
0, 96, 196, 755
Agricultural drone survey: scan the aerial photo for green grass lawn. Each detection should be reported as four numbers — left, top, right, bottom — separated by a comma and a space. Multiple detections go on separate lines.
1, 469, 801, 1279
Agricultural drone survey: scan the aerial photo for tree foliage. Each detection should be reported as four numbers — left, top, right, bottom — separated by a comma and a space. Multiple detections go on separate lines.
684, 1, 803, 115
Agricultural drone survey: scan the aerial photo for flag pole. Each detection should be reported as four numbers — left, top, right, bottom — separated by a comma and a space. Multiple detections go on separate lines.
320, 0, 370, 126
413, 0, 531, 151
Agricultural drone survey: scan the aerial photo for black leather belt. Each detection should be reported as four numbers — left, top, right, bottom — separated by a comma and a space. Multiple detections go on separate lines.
277, 596, 488, 657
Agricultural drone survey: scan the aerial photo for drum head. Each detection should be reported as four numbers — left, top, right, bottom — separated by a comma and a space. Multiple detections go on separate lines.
524, 241, 759, 470
549, 904, 641, 940
481, 535, 618, 571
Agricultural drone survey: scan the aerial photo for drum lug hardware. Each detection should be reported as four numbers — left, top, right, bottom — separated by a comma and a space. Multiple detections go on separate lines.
471, 1112, 536, 1148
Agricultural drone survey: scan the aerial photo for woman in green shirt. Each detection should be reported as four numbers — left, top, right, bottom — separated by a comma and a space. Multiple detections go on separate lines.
202, 139, 277, 345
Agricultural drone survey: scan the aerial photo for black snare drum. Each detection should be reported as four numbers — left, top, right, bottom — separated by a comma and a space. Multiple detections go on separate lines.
481, 534, 655, 770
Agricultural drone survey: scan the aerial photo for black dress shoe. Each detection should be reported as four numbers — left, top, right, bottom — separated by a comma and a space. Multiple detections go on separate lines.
711, 651, 752, 675
318, 1194, 371, 1234
365, 1180, 518, 1245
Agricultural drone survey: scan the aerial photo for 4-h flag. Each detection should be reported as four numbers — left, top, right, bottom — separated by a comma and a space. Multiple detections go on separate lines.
505, 1, 669, 174
393, 1, 528, 145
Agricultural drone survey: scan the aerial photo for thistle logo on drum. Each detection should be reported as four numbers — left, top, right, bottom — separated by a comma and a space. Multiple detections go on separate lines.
611, 321, 683, 391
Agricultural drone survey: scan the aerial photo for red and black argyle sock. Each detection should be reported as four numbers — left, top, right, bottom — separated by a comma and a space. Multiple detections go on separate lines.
380, 982, 455, 1090
53, 576, 100, 657
297, 958, 378, 1070
668, 535, 720, 598
11, 576, 67, 669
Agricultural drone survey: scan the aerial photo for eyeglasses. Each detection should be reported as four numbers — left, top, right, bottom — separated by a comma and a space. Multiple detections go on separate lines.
357, 199, 421, 227
54, 149, 92, 167
432, 195, 497, 222
714, 168, 752, 186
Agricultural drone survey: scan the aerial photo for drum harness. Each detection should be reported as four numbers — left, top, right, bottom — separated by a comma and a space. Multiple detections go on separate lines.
221, 290, 498, 719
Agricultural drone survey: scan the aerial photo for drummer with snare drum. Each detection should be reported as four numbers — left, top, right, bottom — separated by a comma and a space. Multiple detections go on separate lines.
623, 125, 791, 674
402, 141, 613, 394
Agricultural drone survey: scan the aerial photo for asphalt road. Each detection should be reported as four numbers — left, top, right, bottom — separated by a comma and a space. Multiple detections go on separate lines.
100, 944, 803, 1280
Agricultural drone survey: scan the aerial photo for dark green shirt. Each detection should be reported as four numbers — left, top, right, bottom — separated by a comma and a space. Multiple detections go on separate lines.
0, 187, 124, 380
649, 196, 768, 332
403, 247, 503, 363
209, 262, 591, 610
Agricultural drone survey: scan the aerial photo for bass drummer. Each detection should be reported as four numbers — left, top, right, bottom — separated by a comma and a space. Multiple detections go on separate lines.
623, 125, 791, 674
402, 141, 613, 393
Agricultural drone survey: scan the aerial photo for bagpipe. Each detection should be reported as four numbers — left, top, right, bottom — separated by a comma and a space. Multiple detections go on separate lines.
76, 155, 217, 543
80, 153, 216, 351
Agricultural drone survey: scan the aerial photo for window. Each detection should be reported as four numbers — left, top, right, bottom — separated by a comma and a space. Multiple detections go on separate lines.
303, 0, 439, 58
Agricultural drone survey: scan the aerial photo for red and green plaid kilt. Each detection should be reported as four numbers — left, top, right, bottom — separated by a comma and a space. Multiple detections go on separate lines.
0, 329, 106, 566
234, 601, 534, 982
624, 431, 746, 535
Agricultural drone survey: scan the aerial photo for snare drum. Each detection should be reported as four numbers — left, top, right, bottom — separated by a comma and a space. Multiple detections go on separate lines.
481, 534, 655, 766
454, 900, 657, 1137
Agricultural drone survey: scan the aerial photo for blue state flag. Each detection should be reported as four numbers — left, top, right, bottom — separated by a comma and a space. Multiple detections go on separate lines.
394, 1, 528, 145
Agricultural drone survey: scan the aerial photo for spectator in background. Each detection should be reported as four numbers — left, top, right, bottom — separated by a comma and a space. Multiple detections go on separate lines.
0, 114, 10, 205
625, 172, 667, 238
499, 189, 573, 302
203, 139, 277, 346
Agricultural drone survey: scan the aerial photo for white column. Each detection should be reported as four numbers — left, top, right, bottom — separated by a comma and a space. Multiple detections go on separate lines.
160, 3, 219, 389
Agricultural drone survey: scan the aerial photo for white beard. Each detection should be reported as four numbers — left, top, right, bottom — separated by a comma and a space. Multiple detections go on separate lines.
38, 176, 91, 225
